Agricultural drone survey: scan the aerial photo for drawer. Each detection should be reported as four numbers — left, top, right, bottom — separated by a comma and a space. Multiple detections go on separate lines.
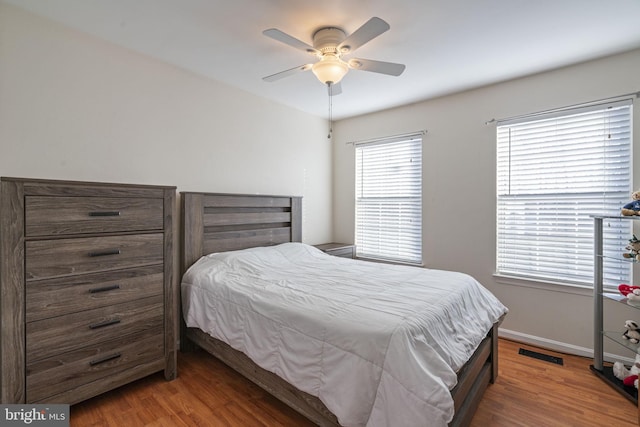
26, 233, 164, 281
26, 264, 164, 322
26, 330, 163, 403
25, 196, 164, 237
27, 295, 164, 363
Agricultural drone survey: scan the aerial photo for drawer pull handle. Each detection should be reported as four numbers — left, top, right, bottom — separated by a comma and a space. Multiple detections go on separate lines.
88, 249, 121, 257
89, 211, 121, 217
89, 353, 122, 366
89, 318, 121, 329
89, 285, 120, 294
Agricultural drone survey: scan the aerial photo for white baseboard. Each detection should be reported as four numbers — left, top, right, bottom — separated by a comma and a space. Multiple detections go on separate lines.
499, 328, 635, 365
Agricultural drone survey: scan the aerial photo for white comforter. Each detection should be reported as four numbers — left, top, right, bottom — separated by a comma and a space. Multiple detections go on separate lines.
181, 242, 507, 427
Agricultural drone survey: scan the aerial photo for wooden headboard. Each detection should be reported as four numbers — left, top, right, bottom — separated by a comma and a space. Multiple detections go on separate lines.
180, 192, 302, 275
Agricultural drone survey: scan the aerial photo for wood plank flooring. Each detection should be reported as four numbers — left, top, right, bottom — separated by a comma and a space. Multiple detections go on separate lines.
71, 339, 639, 426
471, 339, 637, 427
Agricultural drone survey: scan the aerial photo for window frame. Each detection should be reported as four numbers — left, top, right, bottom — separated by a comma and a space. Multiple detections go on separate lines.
495, 100, 633, 290
355, 134, 423, 265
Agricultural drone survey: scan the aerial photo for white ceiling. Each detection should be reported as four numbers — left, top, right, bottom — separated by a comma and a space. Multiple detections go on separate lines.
7, 0, 640, 120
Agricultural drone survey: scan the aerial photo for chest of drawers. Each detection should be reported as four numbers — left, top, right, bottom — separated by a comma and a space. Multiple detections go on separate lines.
0, 177, 177, 404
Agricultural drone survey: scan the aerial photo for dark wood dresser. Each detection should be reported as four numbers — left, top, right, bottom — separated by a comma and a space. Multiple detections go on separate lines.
0, 177, 177, 404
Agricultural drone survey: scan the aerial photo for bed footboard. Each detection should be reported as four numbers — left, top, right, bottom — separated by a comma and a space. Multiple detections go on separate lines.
448, 320, 501, 427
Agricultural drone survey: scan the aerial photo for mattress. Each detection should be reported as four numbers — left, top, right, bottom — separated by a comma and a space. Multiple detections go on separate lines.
181, 242, 507, 427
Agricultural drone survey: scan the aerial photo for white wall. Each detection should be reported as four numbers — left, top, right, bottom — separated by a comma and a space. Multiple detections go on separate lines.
0, 2, 332, 245
333, 48, 640, 359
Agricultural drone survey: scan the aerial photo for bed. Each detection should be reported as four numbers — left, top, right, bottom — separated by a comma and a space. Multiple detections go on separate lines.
180, 192, 507, 427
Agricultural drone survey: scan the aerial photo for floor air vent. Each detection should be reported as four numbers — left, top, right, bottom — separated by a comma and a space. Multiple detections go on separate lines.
518, 348, 564, 365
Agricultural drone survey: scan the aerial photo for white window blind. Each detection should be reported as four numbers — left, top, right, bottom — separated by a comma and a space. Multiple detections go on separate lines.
496, 100, 632, 288
355, 135, 422, 264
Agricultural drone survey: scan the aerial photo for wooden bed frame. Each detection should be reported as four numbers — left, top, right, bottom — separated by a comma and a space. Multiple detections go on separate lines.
180, 191, 501, 427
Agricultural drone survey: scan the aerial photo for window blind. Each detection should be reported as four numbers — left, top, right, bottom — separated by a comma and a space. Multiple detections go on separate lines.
496, 100, 632, 288
355, 135, 422, 264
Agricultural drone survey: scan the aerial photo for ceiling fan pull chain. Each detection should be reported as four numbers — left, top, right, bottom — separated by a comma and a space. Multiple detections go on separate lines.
327, 83, 333, 139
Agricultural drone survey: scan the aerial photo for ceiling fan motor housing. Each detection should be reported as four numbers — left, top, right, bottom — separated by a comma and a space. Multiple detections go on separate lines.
312, 27, 347, 54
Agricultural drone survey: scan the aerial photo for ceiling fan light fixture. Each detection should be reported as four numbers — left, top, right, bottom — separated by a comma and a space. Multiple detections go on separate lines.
311, 54, 349, 85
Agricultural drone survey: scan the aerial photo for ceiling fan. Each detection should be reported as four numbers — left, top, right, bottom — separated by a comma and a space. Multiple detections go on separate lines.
262, 17, 406, 96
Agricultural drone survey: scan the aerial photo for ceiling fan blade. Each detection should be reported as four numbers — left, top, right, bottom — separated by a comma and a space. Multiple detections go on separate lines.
338, 17, 390, 53
262, 64, 313, 82
348, 58, 406, 76
263, 28, 319, 55
328, 82, 342, 96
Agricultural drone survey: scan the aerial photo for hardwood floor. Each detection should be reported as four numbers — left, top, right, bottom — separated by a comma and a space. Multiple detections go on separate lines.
71, 348, 313, 427
71, 339, 639, 426
471, 339, 637, 427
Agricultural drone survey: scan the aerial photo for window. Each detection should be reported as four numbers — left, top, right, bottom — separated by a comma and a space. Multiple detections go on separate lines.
355, 134, 422, 264
496, 100, 632, 288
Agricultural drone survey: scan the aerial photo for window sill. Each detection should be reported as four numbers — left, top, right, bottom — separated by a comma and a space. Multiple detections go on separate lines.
493, 273, 595, 297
